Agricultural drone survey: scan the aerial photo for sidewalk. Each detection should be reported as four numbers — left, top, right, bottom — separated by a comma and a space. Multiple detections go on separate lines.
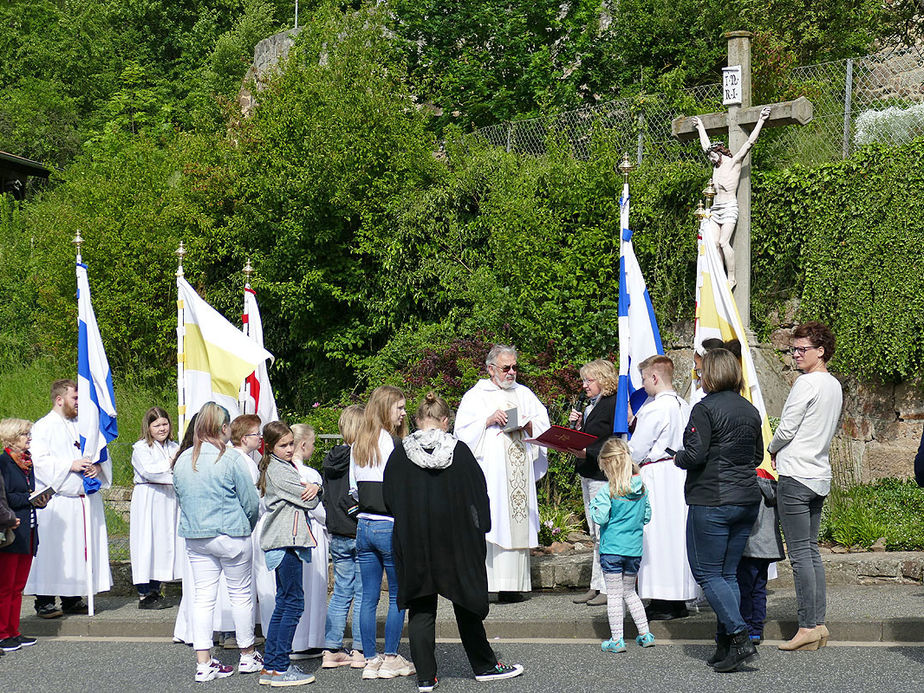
19, 583, 924, 643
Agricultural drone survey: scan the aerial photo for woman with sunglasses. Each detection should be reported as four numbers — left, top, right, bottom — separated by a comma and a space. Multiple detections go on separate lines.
769, 322, 842, 652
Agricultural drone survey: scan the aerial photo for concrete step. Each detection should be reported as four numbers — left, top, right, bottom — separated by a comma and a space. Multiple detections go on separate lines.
19, 585, 924, 643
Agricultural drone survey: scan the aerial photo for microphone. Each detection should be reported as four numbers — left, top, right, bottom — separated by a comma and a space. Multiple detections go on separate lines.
569, 392, 588, 429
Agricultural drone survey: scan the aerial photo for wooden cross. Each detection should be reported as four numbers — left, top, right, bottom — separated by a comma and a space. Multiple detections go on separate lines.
671, 31, 814, 329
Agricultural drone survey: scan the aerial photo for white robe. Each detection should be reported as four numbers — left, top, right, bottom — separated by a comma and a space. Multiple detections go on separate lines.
628, 391, 700, 601
130, 439, 182, 584
25, 410, 113, 596
455, 380, 550, 591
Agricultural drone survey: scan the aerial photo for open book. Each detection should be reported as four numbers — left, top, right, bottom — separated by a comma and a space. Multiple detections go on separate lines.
525, 425, 598, 453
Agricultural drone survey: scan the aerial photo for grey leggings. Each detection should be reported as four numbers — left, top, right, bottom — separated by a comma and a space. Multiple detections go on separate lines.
778, 476, 826, 628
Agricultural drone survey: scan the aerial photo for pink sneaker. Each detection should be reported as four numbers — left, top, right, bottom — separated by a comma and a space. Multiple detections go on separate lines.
321, 649, 354, 668
195, 658, 234, 682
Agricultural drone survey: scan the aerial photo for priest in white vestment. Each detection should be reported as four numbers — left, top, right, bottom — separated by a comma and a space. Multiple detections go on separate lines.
628, 356, 699, 620
455, 345, 550, 602
26, 379, 112, 617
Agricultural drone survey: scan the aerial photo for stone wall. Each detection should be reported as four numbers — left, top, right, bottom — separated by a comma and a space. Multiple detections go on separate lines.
662, 304, 923, 486
238, 27, 302, 117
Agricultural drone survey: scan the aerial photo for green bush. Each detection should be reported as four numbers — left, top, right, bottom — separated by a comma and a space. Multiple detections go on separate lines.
819, 478, 924, 551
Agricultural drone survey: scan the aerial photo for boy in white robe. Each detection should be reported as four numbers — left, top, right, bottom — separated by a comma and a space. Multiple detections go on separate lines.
26, 379, 112, 617
628, 356, 699, 620
455, 345, 550, 602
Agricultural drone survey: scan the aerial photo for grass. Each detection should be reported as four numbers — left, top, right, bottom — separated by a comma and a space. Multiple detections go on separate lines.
0, 357, 174, 486
819, 478, 924, 551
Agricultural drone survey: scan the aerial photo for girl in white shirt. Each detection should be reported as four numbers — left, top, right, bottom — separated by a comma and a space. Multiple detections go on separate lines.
129, 407, 180, 609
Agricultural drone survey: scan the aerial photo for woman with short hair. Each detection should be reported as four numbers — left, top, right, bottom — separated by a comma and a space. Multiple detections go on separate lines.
674, 349, 764, 672
567, 359, 619, 606
770, 321, 842, 652
0, 418, 42, 653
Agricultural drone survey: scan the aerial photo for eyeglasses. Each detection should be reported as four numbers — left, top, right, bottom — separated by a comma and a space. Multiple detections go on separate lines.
491, 363, 518, 373
789, 346, 818, 356
243, 433, 264, 440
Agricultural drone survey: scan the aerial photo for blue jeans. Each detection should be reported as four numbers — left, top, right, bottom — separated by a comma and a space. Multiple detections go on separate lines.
324, 533, 363, 651
356, 518, 405, 658
686, 503, 759, 636
599, 553, 642, 575
264, 548, 305, 672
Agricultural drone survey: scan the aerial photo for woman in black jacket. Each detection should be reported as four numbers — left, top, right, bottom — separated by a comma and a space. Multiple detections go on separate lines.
567, 359, 618, 606
674, 349, 763, 673
0, 418, 44, 653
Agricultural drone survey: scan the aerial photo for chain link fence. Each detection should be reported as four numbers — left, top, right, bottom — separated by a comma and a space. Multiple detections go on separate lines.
471, 48, 924, 169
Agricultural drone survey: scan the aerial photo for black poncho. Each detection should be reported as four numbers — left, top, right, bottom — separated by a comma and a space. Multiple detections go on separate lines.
383, 435, 492, 618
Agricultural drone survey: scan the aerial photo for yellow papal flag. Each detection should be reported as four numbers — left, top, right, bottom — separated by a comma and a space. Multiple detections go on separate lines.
692, 217, 775, 478
178, 277, 272, 431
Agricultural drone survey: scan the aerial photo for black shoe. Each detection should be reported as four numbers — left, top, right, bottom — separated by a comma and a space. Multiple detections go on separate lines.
475, 663, 524, 682
62, 599, 88, 615
290, 647, 324, 660
713, 631, 758, 672
16, 635, 37, 647
418, 678, 439, 692
0, 637, 21, 652
35, 603, 64, 619
138, 594, 169, 610
497, 591, 525, 603
706, 633, 731, 667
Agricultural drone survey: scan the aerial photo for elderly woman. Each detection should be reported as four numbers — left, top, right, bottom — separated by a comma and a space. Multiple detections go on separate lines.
674, 349, 763, 673
770, 322, 842, 652
567, 359, 618, 606
0, 418, 43, 653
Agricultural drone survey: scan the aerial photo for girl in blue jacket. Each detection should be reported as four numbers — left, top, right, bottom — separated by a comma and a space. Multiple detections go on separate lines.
589, 438, 655, 653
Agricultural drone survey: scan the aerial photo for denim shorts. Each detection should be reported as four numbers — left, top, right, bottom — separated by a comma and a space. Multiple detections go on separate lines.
600, 553, 641, 575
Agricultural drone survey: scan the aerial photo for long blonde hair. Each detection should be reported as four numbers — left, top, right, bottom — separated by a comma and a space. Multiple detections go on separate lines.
353, 386, 407, 468
257, 420, 293, 497
598, 437, 642, 498
191, 403, 230, 471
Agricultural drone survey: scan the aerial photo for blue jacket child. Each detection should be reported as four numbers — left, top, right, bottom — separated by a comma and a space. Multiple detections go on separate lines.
589, 475, 651, 558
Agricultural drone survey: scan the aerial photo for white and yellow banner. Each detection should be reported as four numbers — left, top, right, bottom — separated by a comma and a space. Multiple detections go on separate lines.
693, 218, 775, 476
178, 277, 272, 429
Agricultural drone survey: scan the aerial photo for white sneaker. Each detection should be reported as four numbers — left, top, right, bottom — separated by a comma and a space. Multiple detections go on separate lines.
239, 650, 265, 674
362, 656, 384, 680
378, 654, 416, 679
195, 658, 234, 683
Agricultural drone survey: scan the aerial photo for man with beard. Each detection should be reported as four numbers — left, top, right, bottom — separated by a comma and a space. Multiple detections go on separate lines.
25, 379, 112, 617
455, 345, 550, 603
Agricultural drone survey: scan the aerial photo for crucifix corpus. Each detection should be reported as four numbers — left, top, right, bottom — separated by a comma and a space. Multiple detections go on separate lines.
671, 31, 814, 330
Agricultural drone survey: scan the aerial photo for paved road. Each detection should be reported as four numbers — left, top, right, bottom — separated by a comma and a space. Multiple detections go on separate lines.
2, 638, 923, 693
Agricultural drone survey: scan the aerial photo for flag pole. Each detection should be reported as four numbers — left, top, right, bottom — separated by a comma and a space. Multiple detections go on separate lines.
176, 242, 187, 437
240, 258, 254, 414
73, 231, 95, 617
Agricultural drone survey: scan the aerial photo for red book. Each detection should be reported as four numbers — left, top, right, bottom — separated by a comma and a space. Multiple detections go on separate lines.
525, 425, 598, 453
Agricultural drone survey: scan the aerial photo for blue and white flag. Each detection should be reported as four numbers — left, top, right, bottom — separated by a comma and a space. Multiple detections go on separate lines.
614, 181, 664, 435
77, 262, 118, 491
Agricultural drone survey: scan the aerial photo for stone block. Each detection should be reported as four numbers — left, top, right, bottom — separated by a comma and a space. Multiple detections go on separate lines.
769, 327, 793, 351
857, 557, 900, 580
840, 416, 872, 441
895, 382, 924, 420
901, 560, 924, 582
864, 439, 918, 480
566, 531, 591, 543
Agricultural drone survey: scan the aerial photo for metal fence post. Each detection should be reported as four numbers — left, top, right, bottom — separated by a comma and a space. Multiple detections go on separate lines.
506, 125, 513, 153
842, 58, 854, 159
637, 112, 645, 165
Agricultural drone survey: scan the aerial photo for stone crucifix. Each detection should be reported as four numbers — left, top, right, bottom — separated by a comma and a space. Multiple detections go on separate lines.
671, 31, 814, 329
